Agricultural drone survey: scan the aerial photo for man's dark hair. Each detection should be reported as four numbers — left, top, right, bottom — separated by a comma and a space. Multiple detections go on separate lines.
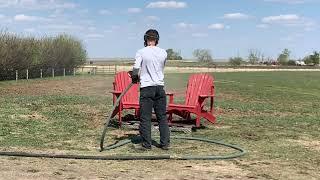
144, 29, 160, 47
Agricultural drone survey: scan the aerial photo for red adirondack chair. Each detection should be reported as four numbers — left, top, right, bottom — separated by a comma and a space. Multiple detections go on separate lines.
167, 73, 216, 127
110, 71, 140, 126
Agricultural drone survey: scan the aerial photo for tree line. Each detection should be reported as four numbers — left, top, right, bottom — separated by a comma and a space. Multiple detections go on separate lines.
229, 49, 320, 66
0, 31, 87, 80
165, 48, 319, 66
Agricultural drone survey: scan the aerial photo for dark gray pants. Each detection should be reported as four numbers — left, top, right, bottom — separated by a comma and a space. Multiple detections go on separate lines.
139, 86, 170, 148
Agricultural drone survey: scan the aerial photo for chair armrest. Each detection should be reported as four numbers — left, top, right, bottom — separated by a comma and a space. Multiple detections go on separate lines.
110, 91, 122, 95
166, 92, 174, 95
199, 95, 215, 98
166, 92, 174, 103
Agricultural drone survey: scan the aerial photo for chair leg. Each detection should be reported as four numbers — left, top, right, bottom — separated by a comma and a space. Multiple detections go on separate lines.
118, 109, 122, 127
195, 115, 201, 127
168, 112, 173, 124
187, 113, 191, 121
135, 109, 139, 119
201, 112, 216, 124
210, 97, 214, 113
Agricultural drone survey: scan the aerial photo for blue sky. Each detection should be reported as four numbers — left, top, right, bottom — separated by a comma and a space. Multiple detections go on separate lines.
0, 0, 319, 60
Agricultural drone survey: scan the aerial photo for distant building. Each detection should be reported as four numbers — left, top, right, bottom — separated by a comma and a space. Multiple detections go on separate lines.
295, 60, 306, 66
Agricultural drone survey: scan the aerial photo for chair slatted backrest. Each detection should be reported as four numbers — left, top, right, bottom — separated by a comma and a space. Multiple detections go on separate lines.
114, 71, 139, 104
185, 74, 214, 106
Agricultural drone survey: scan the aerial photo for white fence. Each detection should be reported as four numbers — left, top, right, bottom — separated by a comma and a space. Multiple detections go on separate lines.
2, 68, 94, 81
79, 65, 320, 75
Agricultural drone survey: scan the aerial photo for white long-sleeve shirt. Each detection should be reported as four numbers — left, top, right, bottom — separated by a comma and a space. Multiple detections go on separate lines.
133, 46, 167, 88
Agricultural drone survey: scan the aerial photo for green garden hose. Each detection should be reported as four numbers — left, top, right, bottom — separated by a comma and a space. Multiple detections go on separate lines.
0, 82, 247, 161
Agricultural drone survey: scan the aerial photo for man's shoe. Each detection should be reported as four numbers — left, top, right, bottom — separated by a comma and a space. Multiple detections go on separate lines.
133, 144, 152, 151
159, 145, 170, 151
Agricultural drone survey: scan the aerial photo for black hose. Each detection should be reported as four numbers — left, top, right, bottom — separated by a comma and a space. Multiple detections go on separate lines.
99, 82, 247, 160
0, 82, 247, 161
100, 83, 133, 152
0, 151, 170, 160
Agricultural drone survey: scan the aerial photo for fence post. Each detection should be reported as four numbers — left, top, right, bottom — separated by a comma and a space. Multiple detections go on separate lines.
16, 70, 18, 81
115, 65, 117, 74
52, 68, 55, 78
63, 68, 66, 77
73, 68, 76, 76
40, 69, 43, 79
93, 67, 96, 75
26, 69, 29, 80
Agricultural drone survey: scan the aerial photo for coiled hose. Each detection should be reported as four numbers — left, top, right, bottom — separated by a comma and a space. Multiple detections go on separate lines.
0, 83, 246, 161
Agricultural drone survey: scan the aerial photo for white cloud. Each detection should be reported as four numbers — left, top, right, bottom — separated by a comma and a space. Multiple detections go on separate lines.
146, 1, 187, 9
192, 33, 208, 38
41, 24, 83, 31
99, 9, 112, 15
146, 16, 160, 21
175, 22, 195, 29
86, 33, 104, 38
14, 14, 49, 22
128, 8, 142, 13
261, 14, 317, 30
263, 0, 309, 4
257, 24, 269, 28
208, 23, 225, 30
223, 13, 250, 20
0, 0, 77, 10
262, 14, 300, 24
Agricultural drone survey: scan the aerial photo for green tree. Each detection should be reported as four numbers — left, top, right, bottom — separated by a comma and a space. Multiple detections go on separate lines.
304, 56, 313, 65
0, 31, 87, 80
229, 57, 243, 66
287, 60, 296, 66
193, 49, 213, 63
277, 48, 290, 65
310, 51, 320, 65
166, 49, 183, 60
304, 51, 320, 65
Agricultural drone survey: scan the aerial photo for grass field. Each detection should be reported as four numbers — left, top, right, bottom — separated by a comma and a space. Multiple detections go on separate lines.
0, 72, 319, 179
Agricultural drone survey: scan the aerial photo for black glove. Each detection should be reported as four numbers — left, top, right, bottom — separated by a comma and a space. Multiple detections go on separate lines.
129, 68, 139, 84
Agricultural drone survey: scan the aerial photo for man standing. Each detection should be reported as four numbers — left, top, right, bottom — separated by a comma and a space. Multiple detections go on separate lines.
130, 29, 170, 150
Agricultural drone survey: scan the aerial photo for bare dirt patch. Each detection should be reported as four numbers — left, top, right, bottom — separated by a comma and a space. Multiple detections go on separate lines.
0, 157, 252, 180
73, 104, 107, 128
0, 76, 113, 96
288, 137, 320, 152
234, 159, 320, 180
0, 157, 318, 180
18, 112, 48, 121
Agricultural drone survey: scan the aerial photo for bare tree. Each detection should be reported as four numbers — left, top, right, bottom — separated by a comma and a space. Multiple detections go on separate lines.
248, 49, 261, 65
193, 49, 213, 63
